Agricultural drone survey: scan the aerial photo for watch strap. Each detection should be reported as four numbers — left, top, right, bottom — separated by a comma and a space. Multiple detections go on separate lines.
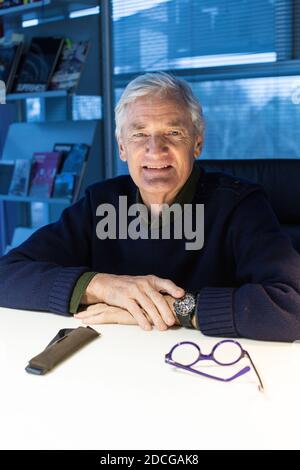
178, 312, 194, 329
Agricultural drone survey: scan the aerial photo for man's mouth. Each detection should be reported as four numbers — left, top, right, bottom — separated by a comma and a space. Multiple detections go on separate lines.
142, 164, 173, 170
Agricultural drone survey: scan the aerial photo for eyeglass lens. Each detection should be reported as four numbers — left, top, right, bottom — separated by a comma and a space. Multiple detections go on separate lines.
171, 340, 244, 367
213, 341, 243, 366
171, 343, 200, 367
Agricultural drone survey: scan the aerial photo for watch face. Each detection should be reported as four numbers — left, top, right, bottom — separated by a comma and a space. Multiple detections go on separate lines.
174, 293, 196, 316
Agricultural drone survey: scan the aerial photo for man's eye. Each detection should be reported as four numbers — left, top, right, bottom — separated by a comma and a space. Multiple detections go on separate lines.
133, 133, 147, 137
167, 131, 180, 136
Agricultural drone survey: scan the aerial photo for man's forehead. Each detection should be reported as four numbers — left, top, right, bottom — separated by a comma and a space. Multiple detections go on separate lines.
126, 101, 190, 127
128, 95, 183, 110
128, 117, 187, 129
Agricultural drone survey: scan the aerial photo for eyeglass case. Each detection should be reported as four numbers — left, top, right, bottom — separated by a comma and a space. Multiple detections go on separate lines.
25, 326, 100, 375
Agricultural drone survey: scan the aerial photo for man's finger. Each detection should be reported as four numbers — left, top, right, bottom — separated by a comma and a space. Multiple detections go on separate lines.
74, 303, 108, 318
82, 309, 138, 325
151, 276, 185, 298
124, 299, 152, 330
145, 289, 176, 326
134, 290, 168, 330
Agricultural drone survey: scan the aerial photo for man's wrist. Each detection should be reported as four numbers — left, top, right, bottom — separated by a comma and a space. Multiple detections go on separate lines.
70, 271, 98, 313
81, 273, 103, 305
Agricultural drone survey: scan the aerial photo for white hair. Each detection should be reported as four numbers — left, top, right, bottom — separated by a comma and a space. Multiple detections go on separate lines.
115, 72, 204, 140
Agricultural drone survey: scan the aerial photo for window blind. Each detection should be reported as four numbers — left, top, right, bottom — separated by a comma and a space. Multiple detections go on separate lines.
113, 0, 277, 74
112, 1, 300, 173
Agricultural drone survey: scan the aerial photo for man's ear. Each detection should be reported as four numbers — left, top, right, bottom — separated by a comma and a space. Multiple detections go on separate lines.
118, 138, 127, 162
193, 135, 203, 157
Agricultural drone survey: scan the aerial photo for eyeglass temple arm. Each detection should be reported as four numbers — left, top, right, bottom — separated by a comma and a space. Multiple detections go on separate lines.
165, 357, 250, 383
244, 351, 264, 392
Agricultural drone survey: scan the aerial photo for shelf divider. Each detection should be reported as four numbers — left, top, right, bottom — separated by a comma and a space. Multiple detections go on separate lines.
7, 90, 69, 101
0, 194, 71, 204
0, 0, 51, 17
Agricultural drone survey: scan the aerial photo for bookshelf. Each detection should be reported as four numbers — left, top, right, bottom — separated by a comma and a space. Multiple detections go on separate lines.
0, 79, 4, 103
0, 194, 71, 204
0, 0, 104, 255
0, 1, 51, 17
6, 89, 68, 100
1, 4, 102, 115
0, 0, 99, 20
0, 119, 103, 251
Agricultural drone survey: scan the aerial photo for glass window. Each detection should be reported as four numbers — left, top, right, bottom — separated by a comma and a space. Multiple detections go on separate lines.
114, 75, 300, 174
26, 98, 42, 122
72, 96, 102, 121
113, 0, 276, 74
112, 0, 299, 175
191, 76, 300, 159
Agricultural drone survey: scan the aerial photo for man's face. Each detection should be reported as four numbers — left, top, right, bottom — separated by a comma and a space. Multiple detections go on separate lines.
118, 94, 203, 204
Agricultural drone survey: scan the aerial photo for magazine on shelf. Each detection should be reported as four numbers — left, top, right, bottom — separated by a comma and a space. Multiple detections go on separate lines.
0, 79, 5, 103
0, 1, 39, 8
53, 143, 73, 168
61, 143, 89, 175
14, 37, 64, 93
8, 158, 31, 196
0, 1, 23, 8
52, 172, 77, 199
0, 42, 24, 94
0, 160, 15, 195
52, 143, 89, 201
53, 143, 73, 154
49, 40, 90, 92
29, 152, 62, 198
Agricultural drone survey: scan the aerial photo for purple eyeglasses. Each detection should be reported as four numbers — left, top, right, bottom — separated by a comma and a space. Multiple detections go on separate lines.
165, 339, 264, 392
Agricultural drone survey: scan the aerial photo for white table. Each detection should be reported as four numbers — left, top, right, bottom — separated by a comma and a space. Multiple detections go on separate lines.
0, 306, 300, 450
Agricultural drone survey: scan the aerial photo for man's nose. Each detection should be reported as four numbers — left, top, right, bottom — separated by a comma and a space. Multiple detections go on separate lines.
146, 135, 168, 156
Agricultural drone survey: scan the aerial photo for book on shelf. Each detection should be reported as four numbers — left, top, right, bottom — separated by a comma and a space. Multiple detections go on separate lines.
0, 79, 5, 103
29, 151, 62, 198
0, 33, 24, 46
53, 143, 89, 201
53, 142, 73, 169
0, 1, 41, 10
13, 37, 64, 93
49, 39, 90, 93
53, 143, 73, 154
8, 158, 31, 196
52, 172, 77, 200
0, 160, 15, 195
0, 42, 23, 94
60, 143, 89, 175
0, 1, 23, 8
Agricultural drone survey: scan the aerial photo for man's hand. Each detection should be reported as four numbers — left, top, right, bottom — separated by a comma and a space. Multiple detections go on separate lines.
74, 294, 180, 329
76, 273, 185, 331
74, 303, 142, 326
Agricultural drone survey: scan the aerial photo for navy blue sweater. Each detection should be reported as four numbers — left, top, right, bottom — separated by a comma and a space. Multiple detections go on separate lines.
0, 165, 300, 342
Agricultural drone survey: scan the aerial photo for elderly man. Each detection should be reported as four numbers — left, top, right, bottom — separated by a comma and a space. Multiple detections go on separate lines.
0, 72, 300, 342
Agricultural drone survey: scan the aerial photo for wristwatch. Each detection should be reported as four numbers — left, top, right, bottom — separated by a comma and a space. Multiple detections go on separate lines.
173, 292, 196, 329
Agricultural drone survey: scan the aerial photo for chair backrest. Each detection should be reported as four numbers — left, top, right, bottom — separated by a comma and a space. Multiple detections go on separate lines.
200, 159, 300, 253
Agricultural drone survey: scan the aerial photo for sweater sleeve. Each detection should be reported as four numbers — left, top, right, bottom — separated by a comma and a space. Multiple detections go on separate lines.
196, 189, 300, 342
69, 271, 98, 314
0, 189, 94, 315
